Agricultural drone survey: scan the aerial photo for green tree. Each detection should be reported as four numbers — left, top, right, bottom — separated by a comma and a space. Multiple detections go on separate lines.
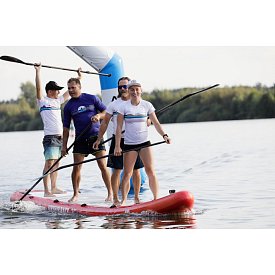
1, 83, 275, 131
19, 81, 37, 108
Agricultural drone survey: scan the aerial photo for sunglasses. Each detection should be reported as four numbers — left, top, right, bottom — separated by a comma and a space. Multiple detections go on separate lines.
118, 85, 128, 90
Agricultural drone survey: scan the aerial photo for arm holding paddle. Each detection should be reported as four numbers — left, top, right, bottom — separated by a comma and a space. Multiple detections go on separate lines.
91, 110, 106, 123
62, 67, 83, 102
34, 63, 43, 100
61, 127, 70, 157
114, 113, 124, 156
63, 67, 82, 102
149, 112, 171, 144
93, 112, 112, 150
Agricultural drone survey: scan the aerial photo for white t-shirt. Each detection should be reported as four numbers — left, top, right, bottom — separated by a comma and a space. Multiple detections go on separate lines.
37, 96, 65, 136
106, 98, 126, 137
117, 99, 155, 145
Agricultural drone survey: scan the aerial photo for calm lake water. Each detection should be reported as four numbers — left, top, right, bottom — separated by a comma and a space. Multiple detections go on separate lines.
1, 118, 275, 229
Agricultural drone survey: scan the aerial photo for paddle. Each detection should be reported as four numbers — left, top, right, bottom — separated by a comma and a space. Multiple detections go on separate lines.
155, 83, 219, 116
100, 84, 220, 145
19, 122, 93, 201
0, 55, 111, 77
32, 141, 166, 182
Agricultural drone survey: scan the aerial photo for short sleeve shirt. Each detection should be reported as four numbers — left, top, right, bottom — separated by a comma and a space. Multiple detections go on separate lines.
37, 95, 65, 136
117, 99, 155, 145
63, 93, 106, 138
106, 98, 126, 137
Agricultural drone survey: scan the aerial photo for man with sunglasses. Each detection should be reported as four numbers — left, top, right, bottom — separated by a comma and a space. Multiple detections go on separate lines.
93, 77, 146, 206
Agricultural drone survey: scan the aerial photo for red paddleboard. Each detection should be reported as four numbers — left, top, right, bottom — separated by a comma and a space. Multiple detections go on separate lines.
10, 190, 194, 217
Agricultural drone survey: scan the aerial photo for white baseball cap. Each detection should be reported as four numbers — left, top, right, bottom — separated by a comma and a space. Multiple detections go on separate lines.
127, 80, 142, 89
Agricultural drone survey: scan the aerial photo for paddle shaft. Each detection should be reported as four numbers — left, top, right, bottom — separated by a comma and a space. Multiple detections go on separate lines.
36, 141, 166, 180
19, 122, 93, 201
155, 84, 219, 116
100, 84, 219, 145
0, 55, 111, 77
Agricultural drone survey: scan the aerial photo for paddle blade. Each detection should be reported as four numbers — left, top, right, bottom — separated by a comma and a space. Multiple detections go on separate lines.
0, 55, 25, 64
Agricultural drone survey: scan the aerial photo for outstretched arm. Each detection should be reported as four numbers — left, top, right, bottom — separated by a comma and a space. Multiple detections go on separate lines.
34, 63, 43, 100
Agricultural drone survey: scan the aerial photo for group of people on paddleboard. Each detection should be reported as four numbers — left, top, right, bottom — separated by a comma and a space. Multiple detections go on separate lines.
34, 64, 171, 206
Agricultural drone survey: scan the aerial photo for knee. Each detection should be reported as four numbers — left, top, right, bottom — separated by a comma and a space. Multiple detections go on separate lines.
122, 172, 132, 181
97, 162, 107, 171
45, 161, 54, 170
144, 167, 155, 178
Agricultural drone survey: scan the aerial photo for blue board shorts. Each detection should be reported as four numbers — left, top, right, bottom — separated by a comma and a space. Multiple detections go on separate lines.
42, 135, 62, 160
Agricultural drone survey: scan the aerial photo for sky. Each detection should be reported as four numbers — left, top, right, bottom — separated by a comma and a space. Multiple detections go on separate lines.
0, 46, 275, 101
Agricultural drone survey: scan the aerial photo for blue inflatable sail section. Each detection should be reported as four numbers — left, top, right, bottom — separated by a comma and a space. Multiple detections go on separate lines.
99, 53, 124, 90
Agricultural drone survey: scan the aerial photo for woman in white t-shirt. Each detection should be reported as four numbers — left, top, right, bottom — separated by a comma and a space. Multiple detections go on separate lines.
93, 77, 146, 206
114, 80, 171, 206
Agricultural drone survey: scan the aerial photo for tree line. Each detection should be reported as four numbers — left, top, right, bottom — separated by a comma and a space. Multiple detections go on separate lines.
142, 83, 275, 123
1, 82, 275, 132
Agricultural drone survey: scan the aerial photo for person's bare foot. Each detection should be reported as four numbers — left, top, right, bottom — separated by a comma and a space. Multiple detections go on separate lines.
44, 192, 55, 197
120, 200, 127, 206
134, 197, 140, 204
113, 199, 121, 206
68, 195, 78, 203
105, 194, 113, 202
51, 188, 66, 194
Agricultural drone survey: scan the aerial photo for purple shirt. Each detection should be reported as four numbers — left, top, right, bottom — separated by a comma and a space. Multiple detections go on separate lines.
63, 93, 106, 138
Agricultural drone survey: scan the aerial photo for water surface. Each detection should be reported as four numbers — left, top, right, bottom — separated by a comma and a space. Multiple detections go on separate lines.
1, 119, 275, 229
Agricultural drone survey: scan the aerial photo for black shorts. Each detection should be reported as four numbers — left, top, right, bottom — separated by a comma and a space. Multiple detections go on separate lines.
107, 136, 144, 170
123, 141, 151, 152
73, 136, 106, 157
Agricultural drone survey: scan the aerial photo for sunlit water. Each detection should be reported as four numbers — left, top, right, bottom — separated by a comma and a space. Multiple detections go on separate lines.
1, 118, 275, 229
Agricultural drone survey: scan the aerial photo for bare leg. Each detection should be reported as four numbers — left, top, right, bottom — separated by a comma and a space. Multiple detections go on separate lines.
68, 153, 84, 203
120, 151, 137, 206
96, 151, 113, 202
139, 147, 159, 200
132, 169, 141, 204
43, 160, 55, 197
111, 169, 122, 205
49, 161, 66, 194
